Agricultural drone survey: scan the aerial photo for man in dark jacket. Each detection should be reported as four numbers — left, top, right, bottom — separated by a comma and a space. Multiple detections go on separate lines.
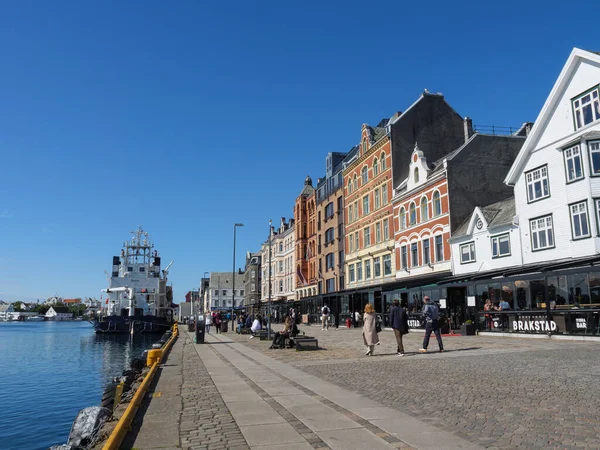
389, 299, 409, 356
419, 296, 444, 353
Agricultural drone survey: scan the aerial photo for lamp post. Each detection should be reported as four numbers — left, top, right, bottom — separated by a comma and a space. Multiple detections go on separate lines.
203, 271, 210, 315
268, 219, 273, 340
232, 223, 244, 330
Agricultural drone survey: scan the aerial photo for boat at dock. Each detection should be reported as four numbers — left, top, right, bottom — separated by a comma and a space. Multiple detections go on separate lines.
94, 227, 174, 334
27, 316, 46, 322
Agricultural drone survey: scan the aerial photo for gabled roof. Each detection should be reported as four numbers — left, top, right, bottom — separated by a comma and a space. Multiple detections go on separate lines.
453, 197, 516, 238
50, 306, 70, 313
505, 48, 600, 184
0, 304, 13, 312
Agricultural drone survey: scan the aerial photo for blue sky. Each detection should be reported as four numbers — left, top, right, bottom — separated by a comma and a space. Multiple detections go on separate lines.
0, 0, 597, 303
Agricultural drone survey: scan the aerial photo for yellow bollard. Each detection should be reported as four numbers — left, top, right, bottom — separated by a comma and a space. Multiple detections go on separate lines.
114, 382, 124, 412
147, 349, 162, 367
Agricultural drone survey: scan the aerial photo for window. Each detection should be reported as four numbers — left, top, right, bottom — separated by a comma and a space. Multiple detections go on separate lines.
375, 222, 382, 243
348, 204, 353, 223
460, 242, 476, 263
373, 158, 379, 176
363, 195, 370, 215
399, 208, 406, 230
357, 262, 363, 281
214, 290, 218, 296
590, 141, 600, 175
325, 202, 334, 219
570, 201, 590, 239
347, 179, 353, 194
362, 137, 367, 154
337, 195, 343, 212
325, 227, 335, 245
491, 234, 511, 258
433, 191, 442, 216
382, 186, 388, 205
374, 257, 381, 277
353, 201, 358, 221
423, 238, 430, 265
222, 289, 227, 296
326, 253, 335, 270
127, 266, 133, 272
279, 280, 283, 292
349, 264, 355, 282
139, 267, 145, 272
401, 246, 407, 269
572, 86, 600, 130
374, 188, 380, 209
435, 235, 444, 261
353, 175, 358, 192
564, 145, 583, 182
349, 233, 354, 252
279, 261, 283, 272
383, 219, 389, 240
326, 278, 335, 293
530, 215, 554, 250
380, 152, 386, 171
362, 166, 368, 185
365, 260, 371, 279
364, 227, 371, 247
354, 231, 359, 250
421, 197, 428, 221
383, 254, 392, 275
409, 202, 417, 225
414, 167, 419, 183
411, 243, 418, 267
526, 166, 550, 202
279, 242, 283, 252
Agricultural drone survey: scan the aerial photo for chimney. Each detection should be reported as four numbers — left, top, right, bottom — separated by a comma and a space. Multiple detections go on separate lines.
281, 217, 286, 231
525, 122, 532, 136
463, 117, 473, 142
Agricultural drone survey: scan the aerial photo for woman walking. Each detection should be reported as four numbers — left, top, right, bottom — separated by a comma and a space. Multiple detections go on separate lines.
362, 303, 378, 356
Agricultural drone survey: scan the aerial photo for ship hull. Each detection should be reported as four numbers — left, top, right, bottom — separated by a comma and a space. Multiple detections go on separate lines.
94, 315, 172, 334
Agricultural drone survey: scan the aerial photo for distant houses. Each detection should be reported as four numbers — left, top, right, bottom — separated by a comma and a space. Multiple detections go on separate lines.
45, 306, 73, 321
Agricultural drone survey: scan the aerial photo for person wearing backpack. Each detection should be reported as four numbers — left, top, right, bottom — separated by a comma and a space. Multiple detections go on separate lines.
418, 296, 444, 353
321, 304, 330, 330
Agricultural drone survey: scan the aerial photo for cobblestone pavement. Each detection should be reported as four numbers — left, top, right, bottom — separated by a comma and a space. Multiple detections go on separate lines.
180, 336, 250, 450
224, 326, 600, 449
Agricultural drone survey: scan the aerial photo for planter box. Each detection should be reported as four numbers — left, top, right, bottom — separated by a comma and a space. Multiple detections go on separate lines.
461, 324, 475, 336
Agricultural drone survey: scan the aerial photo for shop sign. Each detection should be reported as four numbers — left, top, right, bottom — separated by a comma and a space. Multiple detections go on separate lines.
575, 317, 587, 329
511, 318, 557, 332
408, 319, 422, 328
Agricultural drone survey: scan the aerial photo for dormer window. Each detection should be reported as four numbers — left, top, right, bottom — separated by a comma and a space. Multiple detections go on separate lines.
572, 86, 600, 130
362, 138, 367, 154
414, 167, 419, 183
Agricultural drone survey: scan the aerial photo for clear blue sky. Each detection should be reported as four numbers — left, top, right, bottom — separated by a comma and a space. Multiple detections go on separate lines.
0, 1, 597, 303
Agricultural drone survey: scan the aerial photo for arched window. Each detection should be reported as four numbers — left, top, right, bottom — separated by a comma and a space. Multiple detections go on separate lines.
361, 166, 368, 185
433, 191, 442, 217
362, 138, 367, 154
421, 197, 428, 222
353, 174, 358, 191
373, 158, 379, 176
409, 202, 417, 226
414, 167, 419, 183
380, 152, 386, 171
348, 179, 352, 194
399, 208, 406, 230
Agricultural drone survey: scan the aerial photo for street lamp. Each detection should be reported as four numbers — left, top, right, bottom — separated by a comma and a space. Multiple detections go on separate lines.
268, 219, 273, 340
203, 271, 210, 314
232, 223, 244, 330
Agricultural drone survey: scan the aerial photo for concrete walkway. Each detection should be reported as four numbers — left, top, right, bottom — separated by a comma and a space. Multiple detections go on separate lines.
125, 331, 483, 450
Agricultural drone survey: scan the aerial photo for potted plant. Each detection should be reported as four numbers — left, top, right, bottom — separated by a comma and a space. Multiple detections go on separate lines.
461, 319, 475, 336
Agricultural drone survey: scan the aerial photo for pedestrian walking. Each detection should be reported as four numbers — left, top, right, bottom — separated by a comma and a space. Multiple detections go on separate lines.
362, 303, 378, 356
205, 312, 212, 334
321, 303, 330, 330
390, 299, 409, 356
354, 310, 362, 328
419, 296, 444, 353
215, 312, 222, 334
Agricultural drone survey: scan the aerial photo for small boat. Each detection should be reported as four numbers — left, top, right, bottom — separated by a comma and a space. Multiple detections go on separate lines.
27, 316, 46, 322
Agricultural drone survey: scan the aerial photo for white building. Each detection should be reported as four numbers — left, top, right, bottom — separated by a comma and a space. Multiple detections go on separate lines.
449, 198, 523, 276
45, 306, 73, 321
0, 304, 14, 320
206, 271, 245, 312
272, 218, 296, 301
505, 48, 600, 265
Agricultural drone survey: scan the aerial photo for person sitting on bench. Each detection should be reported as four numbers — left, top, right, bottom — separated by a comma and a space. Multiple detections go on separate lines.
249, 315, 262, 339
269, 317, 291, 349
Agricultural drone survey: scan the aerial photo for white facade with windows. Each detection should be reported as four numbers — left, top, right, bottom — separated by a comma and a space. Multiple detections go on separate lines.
450, 198, 523, 276
505, 48, 600, 265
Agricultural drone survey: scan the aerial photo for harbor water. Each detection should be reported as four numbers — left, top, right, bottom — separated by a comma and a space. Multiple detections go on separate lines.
0, 321, 157, 450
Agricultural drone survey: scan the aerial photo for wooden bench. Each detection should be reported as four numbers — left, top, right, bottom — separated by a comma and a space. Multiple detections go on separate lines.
293, 337, 319, 351
238, 327, 252, 335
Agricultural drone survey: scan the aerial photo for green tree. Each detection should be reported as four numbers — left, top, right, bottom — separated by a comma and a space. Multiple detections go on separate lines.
13, 301, 23, 311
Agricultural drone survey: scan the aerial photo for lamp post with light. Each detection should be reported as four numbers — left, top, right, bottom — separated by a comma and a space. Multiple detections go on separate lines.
232, 223, 244, 330
268, 219, 272, 340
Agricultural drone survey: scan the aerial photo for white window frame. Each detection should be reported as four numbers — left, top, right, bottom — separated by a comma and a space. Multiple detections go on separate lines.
433, 191, 442, 217
530, 215, 554, 251
400, 245, 407, 269
572, 86, 600, 130
362, 166, 368, 185
525, 165, 550, 203
357, 262, 363, 281
374, 257, 381, 277
460, 242, 476, 264
570, 201, 590, 240
564, 145, 584, 182
589, 141, 600, 176
435, 235, 444, 262
373, 158, 379, 176
422, 238, 430, 265
383, 218, 389, 240
382, 186, 388, 205
420, 197, 428, 221
365, 260, 371, 279
349, 233, 354, 253
349, 264, 355, 282
364, 227, 371, 247
491, 234, 511, 258
383, 254, 392, 275
399, 208, 406, 230
374, 188, 381, 209
375, 222, 382, 243
363, 195, 370, 215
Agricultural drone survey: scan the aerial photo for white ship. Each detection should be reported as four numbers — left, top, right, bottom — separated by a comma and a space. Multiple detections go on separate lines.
94, 227, 174, 334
